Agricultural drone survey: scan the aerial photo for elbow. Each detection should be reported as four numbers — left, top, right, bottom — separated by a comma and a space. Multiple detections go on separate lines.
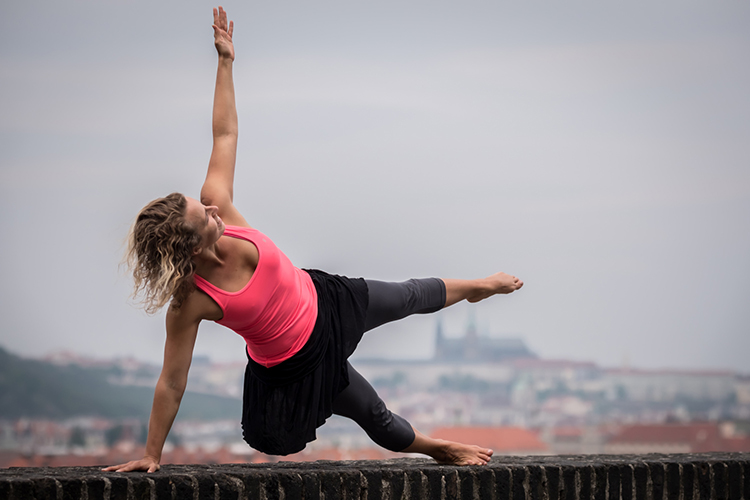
157, 377, 187, 400
212, 128, 238, 141
166, 379, 187, 395
200, 188, 232, 208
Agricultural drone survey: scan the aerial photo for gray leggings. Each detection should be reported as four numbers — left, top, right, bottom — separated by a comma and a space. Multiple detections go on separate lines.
331, 278, 445, 452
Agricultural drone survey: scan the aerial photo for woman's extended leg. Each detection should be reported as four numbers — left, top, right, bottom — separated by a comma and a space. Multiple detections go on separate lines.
331, 363, 493, 465
363, 278, 446, 332
363, 272, 523, 333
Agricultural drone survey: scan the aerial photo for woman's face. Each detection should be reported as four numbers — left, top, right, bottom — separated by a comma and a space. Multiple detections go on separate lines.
185, 196, 225, 252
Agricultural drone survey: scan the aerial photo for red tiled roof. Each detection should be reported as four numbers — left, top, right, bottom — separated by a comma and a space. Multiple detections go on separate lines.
607, 423, 724, 453
605, 368, 734, 377
721, 437, 750, 453
553, 427, 584, 438
430, 426, 548, 453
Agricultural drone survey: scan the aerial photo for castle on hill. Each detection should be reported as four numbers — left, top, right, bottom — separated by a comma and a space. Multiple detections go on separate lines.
353, 315, 538, 388
433, 317, 536, 363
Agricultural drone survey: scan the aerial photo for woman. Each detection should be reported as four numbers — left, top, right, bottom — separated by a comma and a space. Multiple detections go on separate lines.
105, 7, 523, 473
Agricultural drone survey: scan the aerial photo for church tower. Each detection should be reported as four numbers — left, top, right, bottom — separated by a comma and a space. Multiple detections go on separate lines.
464, 309, 480, 360
434, 318, 446, 360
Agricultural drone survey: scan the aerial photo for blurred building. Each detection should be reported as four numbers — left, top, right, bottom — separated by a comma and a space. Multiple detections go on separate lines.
604, 422, 750, 454
355, 319, 536, 390
604, 369, 736, 403
434, 319, 536, 362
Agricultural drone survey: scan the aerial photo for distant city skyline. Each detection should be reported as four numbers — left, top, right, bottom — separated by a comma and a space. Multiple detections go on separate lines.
9, 317, 747, 376
3, 334, 748, 467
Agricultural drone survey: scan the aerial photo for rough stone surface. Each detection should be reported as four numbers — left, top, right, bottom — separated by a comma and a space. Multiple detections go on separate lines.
1, 453, 748, 500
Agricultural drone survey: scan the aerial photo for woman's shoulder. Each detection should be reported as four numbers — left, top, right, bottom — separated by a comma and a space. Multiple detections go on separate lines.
221, 224, 268, 244
223, 223, 254, 235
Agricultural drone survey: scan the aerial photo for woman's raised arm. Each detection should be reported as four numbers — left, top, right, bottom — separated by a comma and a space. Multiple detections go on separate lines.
201, 7, 247, 227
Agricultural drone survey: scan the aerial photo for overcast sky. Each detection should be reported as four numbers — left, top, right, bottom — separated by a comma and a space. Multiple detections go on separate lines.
1, 0, 748, 373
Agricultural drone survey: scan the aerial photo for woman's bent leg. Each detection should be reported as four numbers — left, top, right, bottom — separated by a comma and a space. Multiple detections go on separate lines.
332, 362, 415, 452
332, 363, 494, 465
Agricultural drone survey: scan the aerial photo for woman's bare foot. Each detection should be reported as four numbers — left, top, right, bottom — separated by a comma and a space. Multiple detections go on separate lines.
467, 272, 523, 303
431, 440, 494, 466
402, 429, 494, 466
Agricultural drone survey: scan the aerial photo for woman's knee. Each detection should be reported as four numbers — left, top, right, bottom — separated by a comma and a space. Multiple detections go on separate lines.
331, 364, 415, 451
339, 393, 414, 452
402, 278, 446, 314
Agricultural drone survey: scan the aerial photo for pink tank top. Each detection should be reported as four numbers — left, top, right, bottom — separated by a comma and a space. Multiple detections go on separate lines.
193, 225, 318, 368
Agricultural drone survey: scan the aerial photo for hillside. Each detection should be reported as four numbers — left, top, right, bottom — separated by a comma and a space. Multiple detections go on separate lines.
0, 347, 241, 420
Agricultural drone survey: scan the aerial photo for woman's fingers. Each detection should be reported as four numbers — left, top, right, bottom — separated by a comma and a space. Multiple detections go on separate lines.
101, 461, 135, 472
218, 6, 227, 31
213, 7, 225, 31
101, 459, 158, 473
212, 7, 233, 39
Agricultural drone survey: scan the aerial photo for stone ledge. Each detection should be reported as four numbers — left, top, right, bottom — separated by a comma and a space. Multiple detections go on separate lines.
1, 453, 748, 500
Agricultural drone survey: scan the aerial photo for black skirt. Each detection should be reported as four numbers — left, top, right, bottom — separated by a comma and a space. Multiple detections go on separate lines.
240, 269, 369, 456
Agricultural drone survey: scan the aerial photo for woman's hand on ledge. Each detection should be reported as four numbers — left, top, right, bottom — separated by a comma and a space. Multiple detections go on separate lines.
102, 455, 161, 473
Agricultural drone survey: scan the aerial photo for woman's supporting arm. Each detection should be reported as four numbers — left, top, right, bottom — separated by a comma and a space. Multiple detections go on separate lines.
103, 304, 201, 472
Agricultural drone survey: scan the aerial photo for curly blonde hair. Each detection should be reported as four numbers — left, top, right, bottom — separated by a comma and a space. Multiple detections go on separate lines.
126, 193, 203, 314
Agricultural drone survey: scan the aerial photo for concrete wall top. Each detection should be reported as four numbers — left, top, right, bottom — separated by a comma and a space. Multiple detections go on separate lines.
1, 452, 749, 499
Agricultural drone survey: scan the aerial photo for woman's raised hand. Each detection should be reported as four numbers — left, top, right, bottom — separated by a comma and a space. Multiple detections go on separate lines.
213, 6, 234, 61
